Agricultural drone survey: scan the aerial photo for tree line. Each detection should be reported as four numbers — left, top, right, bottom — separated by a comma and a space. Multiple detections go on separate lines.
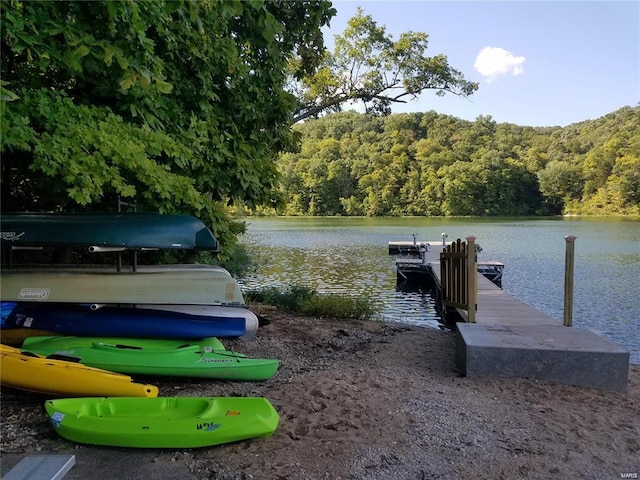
265, 106, 640, 217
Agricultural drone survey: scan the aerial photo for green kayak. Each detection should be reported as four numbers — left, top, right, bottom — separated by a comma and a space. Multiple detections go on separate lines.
22, 335, 227, 353
22, 339, 279, 381
45, 396, 279, 448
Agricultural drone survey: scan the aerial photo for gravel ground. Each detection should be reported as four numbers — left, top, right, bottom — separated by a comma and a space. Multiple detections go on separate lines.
1, 311, 639, 479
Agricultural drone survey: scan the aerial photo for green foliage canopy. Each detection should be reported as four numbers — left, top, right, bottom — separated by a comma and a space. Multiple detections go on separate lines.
291, 7, 479, 123
1, 0, 335, 256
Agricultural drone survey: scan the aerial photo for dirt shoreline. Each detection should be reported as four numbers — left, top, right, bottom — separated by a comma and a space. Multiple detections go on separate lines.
1, 312, 639, 479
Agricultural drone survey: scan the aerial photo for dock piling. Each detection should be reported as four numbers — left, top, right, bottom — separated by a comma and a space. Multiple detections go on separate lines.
564, 235, 577, 327
466, 236, 477, 323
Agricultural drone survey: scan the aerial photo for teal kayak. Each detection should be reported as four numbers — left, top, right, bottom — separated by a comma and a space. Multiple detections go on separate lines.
0, 213, 219, 251
22, 339, 279, 381
22, 335, 227, 352
45, 396, 280, 448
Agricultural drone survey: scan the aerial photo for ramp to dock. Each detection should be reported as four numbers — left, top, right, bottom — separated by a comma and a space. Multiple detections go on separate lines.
457, 270, 629, 392
457, 323, 629, 392
393, 240, 630, 392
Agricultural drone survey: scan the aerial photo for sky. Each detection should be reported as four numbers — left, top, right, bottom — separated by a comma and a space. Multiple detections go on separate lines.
322, 1, 640, 127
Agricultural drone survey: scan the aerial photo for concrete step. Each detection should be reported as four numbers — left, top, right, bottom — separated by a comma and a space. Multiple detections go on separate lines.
456, 323, 630, 392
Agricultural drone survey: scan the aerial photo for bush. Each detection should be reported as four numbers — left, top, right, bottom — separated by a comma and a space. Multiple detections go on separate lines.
245, 285, 380, 321
245, 285, 316, 312
299, 294, 379, 320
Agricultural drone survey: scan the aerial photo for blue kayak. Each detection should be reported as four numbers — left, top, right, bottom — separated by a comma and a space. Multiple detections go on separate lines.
2, 303, 246, 339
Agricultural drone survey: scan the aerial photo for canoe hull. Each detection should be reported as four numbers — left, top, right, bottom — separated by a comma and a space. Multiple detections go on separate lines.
0, 268, 245, 306
0, 345, 158, 397
45, 396, 280, 448
113, 304, 259, 339
4, 303, 255, 339
0, 213, 219, 251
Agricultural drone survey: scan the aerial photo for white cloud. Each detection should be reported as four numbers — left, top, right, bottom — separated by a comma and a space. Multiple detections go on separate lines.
474, 46, 526, 83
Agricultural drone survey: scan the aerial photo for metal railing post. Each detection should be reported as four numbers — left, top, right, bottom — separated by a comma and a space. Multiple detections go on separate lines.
466, 236, 477, 323
564, 235, 576, 327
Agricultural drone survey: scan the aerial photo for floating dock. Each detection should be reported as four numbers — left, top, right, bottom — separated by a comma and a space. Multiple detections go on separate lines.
390, 239, 630, 392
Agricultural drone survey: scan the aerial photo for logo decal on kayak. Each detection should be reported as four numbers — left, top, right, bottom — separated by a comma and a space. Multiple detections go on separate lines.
0, 231, 25, 241
18, 288, 50, 300
196, 422, 221, 431
50, 411, 65, 428
14, 314, 34, 328
197, 358, 234, 363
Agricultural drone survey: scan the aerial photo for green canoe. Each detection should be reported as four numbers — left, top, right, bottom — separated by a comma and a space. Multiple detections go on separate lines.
45, 396, 280, 448
22, 339, 279, 381
22, 335, 227, 353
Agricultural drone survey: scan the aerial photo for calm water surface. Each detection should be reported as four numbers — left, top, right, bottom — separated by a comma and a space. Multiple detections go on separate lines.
238, 217, 640, 364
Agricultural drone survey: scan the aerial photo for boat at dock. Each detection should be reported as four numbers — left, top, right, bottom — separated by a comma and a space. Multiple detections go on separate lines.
391, 238, 504, 287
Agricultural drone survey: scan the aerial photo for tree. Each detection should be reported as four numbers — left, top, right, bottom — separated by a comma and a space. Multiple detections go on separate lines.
291, 7, 478, 123
1, 0, 335, 257
537, 160, 584, 212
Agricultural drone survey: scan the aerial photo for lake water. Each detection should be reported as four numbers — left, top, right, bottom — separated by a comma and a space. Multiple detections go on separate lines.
238, 217, 640, 365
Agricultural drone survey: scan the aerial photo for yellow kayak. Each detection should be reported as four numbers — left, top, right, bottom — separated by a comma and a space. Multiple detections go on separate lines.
0, 344, 158, 397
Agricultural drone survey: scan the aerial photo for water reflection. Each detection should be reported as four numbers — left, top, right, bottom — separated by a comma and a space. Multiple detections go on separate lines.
239, 241, 444, 329
239, 217, 640, 364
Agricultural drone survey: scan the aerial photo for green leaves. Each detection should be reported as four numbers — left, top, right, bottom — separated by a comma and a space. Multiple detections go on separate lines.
1, 0, 336, 257
154, 78, 173, 94
292, 7, 478, 123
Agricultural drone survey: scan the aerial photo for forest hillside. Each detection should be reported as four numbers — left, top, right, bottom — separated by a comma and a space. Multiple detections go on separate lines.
267, 106, 639, 217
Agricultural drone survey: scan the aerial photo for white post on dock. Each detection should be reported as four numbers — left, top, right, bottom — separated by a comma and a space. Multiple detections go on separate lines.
563, 235, 577, 327
466, 236, 477, 323
420, 243, 429, 265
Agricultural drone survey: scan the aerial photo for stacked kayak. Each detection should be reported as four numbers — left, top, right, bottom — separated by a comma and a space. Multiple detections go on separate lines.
0, 266, 246, 306
3, 302, 257, 339
22, 336, 280, 381
45, 396, 280, 448
1, 213, 280, 448
0, 213, 220, 251
1, 214, 259, 339
0, 344, 158, 397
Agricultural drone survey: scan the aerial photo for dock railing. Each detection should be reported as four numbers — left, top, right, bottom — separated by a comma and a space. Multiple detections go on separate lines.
440, 236, 478, 322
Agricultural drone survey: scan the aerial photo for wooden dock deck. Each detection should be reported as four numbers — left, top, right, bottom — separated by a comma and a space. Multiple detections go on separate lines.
392, 240, 630, 392
432, 259, 558, 327
397, 240, 573, 327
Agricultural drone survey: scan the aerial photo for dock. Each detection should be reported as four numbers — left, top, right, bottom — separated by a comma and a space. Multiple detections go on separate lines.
391, 239, 630, 392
